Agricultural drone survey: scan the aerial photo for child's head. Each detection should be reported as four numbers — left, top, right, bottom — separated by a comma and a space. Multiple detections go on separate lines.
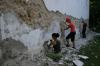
52, 33, 59, 39
66, 17, 71, 23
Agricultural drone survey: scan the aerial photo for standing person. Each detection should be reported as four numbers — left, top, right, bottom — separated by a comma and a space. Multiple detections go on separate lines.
64, 17, 76, 48
49, 33, 61, 53
82, 20, 87, 38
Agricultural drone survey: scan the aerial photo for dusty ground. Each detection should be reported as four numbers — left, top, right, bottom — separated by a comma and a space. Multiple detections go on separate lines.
76, 31, 96, 49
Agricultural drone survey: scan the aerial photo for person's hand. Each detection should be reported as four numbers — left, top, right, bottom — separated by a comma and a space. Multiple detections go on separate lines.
64, 28, 68, 30
50, 45, 53, 48
64, 29, 66, 30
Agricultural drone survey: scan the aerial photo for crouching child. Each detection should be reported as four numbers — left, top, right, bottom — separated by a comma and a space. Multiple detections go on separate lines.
48, 33, 61, 53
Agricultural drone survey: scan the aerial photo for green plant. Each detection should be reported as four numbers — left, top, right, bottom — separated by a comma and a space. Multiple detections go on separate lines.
79, 36, 100, 66
46, 53, 62, 62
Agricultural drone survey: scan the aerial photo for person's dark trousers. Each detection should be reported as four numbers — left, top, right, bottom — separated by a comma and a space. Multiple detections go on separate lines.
82, 29, 86, 38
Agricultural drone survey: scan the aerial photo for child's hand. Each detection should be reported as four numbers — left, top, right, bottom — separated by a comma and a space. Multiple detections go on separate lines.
64, 29, 66, 30
50, 45, 53, 48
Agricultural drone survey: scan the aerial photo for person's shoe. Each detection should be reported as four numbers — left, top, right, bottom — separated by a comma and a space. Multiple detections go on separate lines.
72, 46, 76, 49
66, 44, 70, 47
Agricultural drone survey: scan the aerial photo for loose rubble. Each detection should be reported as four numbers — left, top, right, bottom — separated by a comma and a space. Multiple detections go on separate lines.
0, 39, 89, 66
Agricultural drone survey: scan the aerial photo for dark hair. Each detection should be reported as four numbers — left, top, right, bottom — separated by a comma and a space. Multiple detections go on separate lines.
52, 33, 59, 38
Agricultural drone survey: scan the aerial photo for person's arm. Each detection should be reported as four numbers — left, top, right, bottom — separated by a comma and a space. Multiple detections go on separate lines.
48, 39, 56, 48
64, 25, 69, 30
47, 40, 54, 47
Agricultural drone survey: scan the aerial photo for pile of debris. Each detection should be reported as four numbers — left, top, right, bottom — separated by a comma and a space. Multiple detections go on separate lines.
0, 39, 88, 66
42, 41, 89, 66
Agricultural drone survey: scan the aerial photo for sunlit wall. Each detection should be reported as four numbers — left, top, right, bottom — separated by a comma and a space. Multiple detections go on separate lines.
43, 0, 89, 19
